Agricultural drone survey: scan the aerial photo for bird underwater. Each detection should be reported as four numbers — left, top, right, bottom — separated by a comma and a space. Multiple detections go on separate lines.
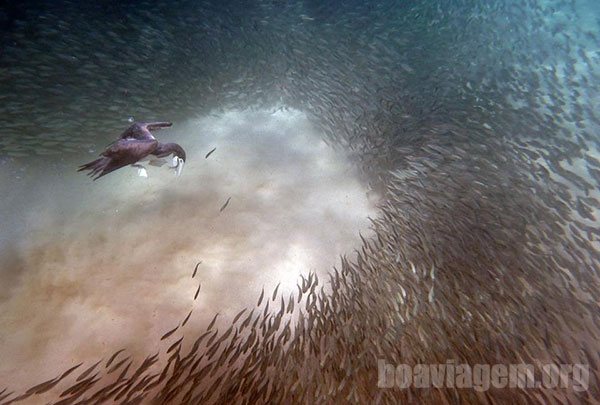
78, 122, 186, 180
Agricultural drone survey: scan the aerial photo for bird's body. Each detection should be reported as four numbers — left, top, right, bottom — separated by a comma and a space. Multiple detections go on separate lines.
78, 122, 186, 180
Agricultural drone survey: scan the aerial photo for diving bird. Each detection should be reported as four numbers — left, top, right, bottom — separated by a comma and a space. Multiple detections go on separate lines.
78, 121, 186, 180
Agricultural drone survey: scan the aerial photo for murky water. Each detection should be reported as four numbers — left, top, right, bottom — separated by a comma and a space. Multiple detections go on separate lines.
0, 109, 377, 391
0, 0, 599, 403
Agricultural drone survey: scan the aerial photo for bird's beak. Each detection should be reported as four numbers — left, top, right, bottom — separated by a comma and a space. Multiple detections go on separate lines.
175, 158, 184, 176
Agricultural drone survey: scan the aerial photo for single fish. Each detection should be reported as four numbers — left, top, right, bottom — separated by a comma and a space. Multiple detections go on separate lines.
192, 261, 202, 278
219, 197, 231, 212
205, 147, 216, 158
182, 310, 193, 327
160, 325, 179, 341
207, 313, 219, 331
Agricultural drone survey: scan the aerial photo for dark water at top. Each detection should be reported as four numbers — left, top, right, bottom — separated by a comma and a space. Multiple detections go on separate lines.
0, 0, 599, 402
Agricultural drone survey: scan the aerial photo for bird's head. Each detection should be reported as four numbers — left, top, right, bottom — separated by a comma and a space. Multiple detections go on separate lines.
170, 143, 186, 162
152, 142, 187, 176
165, 143, 186, 176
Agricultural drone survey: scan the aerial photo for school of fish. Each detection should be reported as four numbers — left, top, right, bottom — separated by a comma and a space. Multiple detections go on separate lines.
1, 0, 599, 403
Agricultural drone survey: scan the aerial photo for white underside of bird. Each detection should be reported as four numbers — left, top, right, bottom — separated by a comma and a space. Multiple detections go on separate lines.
132, 156, 184, 178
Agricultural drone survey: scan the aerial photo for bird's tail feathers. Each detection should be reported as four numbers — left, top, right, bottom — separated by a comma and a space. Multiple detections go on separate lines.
78, 157, 111, 180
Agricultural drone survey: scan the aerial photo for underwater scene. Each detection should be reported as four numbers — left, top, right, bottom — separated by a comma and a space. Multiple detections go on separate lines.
0, 0, 599, 403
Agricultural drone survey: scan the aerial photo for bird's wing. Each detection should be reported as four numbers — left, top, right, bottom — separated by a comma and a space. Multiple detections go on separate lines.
79, 139, 158, 180
118, 125, 155, 141
118, 122, 172, 141
102, 138, 158, 160
145, 122, 173, 131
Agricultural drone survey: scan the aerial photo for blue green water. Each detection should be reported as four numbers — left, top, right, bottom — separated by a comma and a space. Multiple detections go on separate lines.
0, 0, 599, 402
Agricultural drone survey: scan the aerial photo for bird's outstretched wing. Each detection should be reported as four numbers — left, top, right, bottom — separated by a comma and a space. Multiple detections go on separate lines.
145, 122, 173, 131
79, 139, 158, 180
119, 122, 172, 141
